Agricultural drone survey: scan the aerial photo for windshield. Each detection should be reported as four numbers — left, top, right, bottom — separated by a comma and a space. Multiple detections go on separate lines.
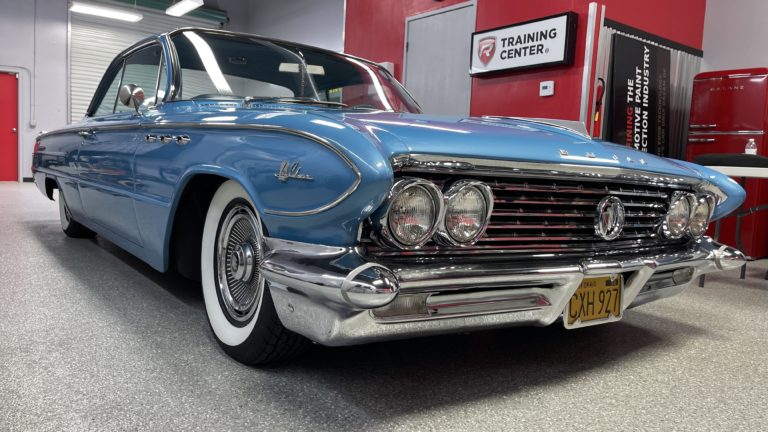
171, 31, 421, 113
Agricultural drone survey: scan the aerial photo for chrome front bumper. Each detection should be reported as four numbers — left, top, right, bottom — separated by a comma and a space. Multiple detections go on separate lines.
260, 238, 745, 346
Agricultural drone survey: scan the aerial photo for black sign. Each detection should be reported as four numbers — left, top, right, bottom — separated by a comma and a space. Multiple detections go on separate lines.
607, 34, 671, 156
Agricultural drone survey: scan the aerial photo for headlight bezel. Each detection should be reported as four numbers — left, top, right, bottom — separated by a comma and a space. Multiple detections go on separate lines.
376, 177, 444, 249
662, 191, 694, 239
688, 194, 716, 238
435, 180, 494, 246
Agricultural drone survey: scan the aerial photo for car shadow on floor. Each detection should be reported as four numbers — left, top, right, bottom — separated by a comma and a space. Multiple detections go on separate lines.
267, 312, 704, 423
28, 221, 710, 426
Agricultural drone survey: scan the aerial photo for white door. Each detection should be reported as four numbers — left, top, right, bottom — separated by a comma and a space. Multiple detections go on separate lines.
404, 4, 475, 116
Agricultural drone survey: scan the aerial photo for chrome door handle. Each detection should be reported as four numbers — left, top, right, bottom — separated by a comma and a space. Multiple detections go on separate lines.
77, 130, 94, 138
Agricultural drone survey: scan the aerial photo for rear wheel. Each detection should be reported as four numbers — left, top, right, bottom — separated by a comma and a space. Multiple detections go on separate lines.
58, 190, 95, 238
201, 180, 310, 365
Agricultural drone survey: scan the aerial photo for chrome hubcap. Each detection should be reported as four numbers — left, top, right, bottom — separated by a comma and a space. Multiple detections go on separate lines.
230, 241, 255, 282
216, 203, 263, 323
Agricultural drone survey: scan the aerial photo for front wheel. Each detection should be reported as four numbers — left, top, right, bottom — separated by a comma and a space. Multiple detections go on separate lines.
201, 180, 309, 365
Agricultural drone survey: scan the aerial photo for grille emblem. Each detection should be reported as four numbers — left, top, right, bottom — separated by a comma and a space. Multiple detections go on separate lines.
595, 196, 625, 240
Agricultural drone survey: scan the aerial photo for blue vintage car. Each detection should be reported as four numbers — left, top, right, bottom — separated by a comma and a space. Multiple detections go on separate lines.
33, 28, 746, 364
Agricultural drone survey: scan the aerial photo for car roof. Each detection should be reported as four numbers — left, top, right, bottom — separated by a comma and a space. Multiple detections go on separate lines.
121, 27, 382, 70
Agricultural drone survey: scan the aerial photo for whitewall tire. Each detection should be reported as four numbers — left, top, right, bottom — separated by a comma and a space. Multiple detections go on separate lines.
201, 180, 309, 364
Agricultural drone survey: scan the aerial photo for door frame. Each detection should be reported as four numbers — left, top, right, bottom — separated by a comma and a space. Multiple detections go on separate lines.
402, 0, 477, 89
0, 68, 22, 182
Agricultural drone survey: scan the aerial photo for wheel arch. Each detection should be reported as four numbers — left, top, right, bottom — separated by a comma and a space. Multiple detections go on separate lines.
164, 166, 266, 280
44, 176, 58, 200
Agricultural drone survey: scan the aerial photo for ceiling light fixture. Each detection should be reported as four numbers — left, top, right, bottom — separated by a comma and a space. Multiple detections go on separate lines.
166, 0, 204, 17
69, 1, 143, 22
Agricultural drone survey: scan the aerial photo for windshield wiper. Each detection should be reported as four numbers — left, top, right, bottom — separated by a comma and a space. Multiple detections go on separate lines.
244, 96, 347, 107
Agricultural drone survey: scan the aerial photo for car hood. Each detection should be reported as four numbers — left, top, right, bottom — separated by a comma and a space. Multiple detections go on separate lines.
330, 111, 702, 178
315, 111, 745, 219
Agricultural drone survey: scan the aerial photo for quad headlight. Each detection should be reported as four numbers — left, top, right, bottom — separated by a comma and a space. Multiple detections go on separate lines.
378, 178, 443, 248
375, 178, 494, 249
436, 181, 494, 245
688, 194, 716, 238
662, 192, 715, 239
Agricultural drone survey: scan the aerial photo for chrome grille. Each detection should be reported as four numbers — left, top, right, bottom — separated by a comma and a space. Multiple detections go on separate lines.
366, 173, 691, 259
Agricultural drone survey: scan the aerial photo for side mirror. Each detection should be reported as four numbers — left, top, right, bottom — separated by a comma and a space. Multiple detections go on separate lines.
118, 84, 145, 114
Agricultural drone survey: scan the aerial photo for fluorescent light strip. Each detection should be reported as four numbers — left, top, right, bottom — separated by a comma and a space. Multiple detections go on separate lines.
69, 1, 143, 22
166, 0, 204, 17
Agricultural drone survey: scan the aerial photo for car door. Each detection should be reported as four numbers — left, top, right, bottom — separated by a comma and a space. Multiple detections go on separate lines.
77, 43, 164, 246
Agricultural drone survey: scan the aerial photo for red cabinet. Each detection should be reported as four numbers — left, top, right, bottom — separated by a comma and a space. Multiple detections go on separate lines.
687, 68, 768, 258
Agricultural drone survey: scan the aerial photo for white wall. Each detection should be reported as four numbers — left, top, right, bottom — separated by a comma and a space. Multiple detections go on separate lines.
702, 0, 768, 71
0, 0, 69, 180
245, 0, 345, 51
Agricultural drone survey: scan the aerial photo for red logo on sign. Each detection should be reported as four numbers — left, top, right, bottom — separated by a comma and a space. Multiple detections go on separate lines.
478, 37, 496, 66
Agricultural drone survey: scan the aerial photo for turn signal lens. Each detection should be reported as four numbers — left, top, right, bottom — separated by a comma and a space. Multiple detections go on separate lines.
689, 196, 714, 238
663, 193, 692, 239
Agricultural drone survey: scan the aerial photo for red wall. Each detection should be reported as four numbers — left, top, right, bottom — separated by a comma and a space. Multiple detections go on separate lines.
344, 0, 706, 120
344, 0, 468, 81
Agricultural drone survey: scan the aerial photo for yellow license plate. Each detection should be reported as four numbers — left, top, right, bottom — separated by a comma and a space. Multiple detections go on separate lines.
564, 275, 623, 328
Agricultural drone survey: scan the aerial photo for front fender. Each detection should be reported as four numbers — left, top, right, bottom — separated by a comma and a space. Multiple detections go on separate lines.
673, 160, 746, 220
162, 122, 393, 248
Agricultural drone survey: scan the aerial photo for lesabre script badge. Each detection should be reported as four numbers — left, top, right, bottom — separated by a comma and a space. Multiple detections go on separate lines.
478, 36, 496, 66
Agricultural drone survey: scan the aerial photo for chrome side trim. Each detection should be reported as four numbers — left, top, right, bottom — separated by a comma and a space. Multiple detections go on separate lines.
481, 116, 592, 140
39, 122, 362, 216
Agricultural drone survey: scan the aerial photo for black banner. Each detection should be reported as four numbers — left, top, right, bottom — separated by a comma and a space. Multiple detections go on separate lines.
607, 34, 671, 156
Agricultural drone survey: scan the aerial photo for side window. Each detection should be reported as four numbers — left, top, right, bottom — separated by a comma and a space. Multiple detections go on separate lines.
116, 44, 164, 113
94, 62, 123, 116
92, 44, 164, 117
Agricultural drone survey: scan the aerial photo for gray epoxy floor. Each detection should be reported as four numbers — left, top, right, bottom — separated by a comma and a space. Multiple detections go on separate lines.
1, 182, 767, 431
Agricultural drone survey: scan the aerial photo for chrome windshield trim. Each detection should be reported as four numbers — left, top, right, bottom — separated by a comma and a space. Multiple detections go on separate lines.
391, 153, 726, 203
481, 116, 592, 140
162, 33, 182, 102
